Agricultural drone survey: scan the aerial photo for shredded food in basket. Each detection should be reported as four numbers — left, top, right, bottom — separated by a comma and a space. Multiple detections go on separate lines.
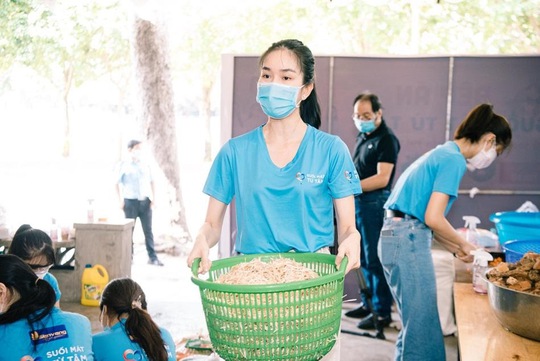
216, 258, 319, 285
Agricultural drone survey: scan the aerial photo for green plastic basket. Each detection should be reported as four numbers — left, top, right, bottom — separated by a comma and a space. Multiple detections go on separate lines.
191, 253, 347, 361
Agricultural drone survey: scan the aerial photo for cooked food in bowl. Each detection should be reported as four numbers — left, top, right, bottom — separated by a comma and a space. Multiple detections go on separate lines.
486, 252, 540, 341
486, 252, 540, 295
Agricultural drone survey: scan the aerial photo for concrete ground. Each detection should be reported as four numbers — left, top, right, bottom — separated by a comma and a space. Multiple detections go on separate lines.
63, 244, 458, 360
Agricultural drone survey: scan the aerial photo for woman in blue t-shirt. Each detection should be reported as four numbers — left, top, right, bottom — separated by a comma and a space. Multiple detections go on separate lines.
8, 224, 62, 306
187, 39, 361, 276
187, 39, 361, 361
380, 103, 512, 361
92, 278, 176, 361
0, 254, 93, 360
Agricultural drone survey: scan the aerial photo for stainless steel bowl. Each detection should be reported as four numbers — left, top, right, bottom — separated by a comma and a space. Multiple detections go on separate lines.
487, 279, 540, 341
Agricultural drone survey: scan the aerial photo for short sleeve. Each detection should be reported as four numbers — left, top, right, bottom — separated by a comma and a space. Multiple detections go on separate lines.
433, 155, 466, 198
328, 137, 362, 199
377, 133, 400, 164
203, 141, 235, 204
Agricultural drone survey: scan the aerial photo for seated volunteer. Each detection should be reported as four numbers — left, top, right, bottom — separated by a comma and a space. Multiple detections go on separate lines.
8, 224, 62, 307
0, 254, 93, 360
379, 103, 512, 361
187, 39, 361, 361
92, 278, 176, 361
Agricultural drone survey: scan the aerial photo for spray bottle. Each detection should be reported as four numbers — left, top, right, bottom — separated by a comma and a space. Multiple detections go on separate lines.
50, 217, 58, 241
463, 216, 481, 246
470, 249, 493, 294
87, 199, 94, 223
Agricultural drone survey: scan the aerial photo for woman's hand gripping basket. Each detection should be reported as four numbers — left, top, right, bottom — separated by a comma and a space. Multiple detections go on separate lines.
191, 253, 347, 361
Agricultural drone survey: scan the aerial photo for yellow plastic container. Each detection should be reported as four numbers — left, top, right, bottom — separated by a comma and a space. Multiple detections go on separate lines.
81, 264, 109, 306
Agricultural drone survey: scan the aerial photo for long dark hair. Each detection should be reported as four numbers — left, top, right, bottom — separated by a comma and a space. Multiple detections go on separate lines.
259, 39, 321, 129
100, 278, 168, 361
0, 254, 56, 347
8, 224, 56, 265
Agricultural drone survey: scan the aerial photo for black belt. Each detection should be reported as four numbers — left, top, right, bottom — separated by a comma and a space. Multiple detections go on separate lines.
385, 209, 416, 220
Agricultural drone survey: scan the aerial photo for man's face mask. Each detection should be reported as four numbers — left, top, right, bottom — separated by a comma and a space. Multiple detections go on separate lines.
353, 117, 376, 133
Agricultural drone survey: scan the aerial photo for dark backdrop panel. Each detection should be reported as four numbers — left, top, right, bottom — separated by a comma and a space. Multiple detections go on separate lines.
314, 57, 332, 132
451, 56, 540, 190
331, 57, 450, 301
447, 194, 540, 232
331, 57, 450, 179
227, 54, 540, 301
231, 56, 260, 137
447, 56, 540, 228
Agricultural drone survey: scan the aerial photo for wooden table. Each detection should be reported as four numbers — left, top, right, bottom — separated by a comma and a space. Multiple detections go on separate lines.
453, 282, 540, 361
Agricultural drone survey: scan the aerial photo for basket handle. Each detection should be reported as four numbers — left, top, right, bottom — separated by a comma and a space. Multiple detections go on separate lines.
191, 258, 201, 276
338, 255, 348, 274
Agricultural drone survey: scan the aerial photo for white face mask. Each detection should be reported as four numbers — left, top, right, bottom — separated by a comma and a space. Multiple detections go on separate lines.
35, 269, 48, 279
467, 141, 497, 171
32, 264, 52, 279
131, 149, 142, 160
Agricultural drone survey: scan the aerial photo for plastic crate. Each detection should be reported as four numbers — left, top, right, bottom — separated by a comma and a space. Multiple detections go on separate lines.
489, 211, 540, 245
191, 253, 346, 361
503, 239, 540, 263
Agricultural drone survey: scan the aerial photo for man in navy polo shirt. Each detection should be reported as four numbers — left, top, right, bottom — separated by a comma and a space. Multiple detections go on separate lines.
345, 92, 400, 330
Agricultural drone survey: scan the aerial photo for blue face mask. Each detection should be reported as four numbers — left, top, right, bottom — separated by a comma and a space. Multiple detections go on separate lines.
256, 82, 303, 119
353, 117, 376, 133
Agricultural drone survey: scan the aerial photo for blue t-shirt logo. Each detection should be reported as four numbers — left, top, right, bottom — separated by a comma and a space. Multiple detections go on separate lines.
29, 325, 68, 345
123, 349, 143, 360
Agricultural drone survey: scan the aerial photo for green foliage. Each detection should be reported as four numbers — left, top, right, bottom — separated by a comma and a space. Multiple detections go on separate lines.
0, 0, 35, 72
1, 0, 539, 107
1, 0, 131, 90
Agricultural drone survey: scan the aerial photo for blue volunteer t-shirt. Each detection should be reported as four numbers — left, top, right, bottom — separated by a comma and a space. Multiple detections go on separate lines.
44, 272, 62, 303
204, 124, 361, 253
116, 159, 154, 200
0, 307, 93, 361
384, 141, 466, 223
92, 318, 176, 361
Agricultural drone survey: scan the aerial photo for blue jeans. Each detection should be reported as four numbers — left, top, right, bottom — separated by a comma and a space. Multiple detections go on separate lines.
378, 217, 445, 361
355, 191, 393, 317
124, 198, 157, 261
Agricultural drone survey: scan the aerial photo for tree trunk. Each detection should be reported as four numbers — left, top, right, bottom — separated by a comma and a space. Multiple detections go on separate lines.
132, 17, 192, 244
202, 81, 213, 162
62, 62, 73, 158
